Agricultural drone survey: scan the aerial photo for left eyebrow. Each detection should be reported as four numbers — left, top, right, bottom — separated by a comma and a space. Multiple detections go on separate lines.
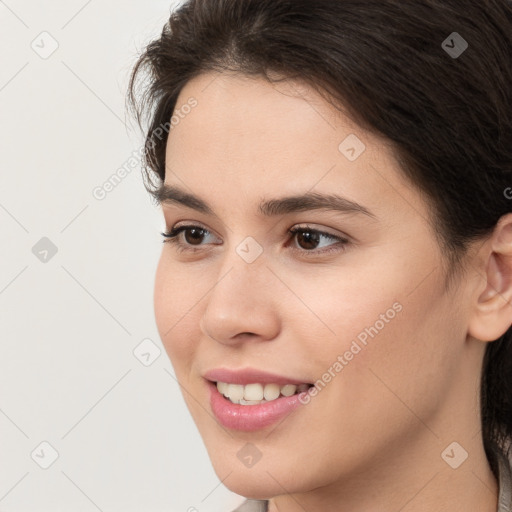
154, 183, 377, 220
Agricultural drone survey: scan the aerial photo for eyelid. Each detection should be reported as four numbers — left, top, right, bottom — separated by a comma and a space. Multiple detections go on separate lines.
166, 220, 348, 241
161, 221, 351, 257
168, 221, 221, 242
291, 223, 349, 240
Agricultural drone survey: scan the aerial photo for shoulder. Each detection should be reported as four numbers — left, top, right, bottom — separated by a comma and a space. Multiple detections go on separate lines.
229, 499, 268, 512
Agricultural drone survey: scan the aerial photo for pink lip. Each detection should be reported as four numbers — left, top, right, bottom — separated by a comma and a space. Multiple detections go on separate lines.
203, 367, 312, 386
207, 380, 308, 431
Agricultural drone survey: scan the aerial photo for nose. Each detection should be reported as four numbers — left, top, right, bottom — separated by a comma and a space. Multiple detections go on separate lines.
199, 254, 281, 346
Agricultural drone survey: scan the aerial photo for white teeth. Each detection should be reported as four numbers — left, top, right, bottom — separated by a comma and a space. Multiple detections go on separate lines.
227, 384, 244, 401
263, 383, 281, 400
216, 381, 309, 405
244, 383, 264, 401
216, 381, 228, 395
239, 399, 266, 405
280, 384, 297, 397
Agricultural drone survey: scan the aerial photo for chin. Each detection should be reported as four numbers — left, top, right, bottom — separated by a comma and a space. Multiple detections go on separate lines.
219, 472, 280, 501
208, 452, 309, 500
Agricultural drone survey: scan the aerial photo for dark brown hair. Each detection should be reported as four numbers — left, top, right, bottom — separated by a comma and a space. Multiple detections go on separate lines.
127, 0, 512, 475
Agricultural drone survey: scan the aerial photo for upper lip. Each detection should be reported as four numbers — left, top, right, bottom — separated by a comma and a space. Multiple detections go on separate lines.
203, 367, 312, 386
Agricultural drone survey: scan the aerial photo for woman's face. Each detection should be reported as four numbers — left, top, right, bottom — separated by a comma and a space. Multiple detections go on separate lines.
153, 71, 484, 499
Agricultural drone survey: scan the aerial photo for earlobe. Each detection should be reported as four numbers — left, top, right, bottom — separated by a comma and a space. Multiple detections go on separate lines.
468, 214, 512, 343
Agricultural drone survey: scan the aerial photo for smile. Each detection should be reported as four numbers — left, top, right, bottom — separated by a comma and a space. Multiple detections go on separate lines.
207, 380, 314, 431
216, 381, 312, 405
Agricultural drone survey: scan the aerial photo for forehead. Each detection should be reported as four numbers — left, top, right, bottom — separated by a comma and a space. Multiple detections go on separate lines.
170, 71, 365, 159
164, 71, 424, 223
170, 71, 367, 153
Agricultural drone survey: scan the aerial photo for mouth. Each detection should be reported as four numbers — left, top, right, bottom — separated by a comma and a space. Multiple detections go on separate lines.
207, 379, 315, 431
211, 380, 314, 405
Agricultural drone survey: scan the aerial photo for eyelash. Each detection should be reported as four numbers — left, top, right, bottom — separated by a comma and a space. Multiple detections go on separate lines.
160, 223, 349, 257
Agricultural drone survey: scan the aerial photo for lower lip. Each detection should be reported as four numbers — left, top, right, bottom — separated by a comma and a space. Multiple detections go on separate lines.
208, 380, 309, 432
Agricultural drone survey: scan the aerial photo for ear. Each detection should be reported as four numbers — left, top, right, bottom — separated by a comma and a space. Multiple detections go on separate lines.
468, 213, 512, 342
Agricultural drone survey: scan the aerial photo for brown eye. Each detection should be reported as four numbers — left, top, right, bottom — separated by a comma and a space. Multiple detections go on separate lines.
160, 224, 349, 257
294, 229, 322, 250
288, 226, 349, 256
161, 224, 216, 251
182, 227, 206, 245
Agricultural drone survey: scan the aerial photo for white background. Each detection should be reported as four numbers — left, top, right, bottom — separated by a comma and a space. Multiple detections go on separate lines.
0, 1, 244, 511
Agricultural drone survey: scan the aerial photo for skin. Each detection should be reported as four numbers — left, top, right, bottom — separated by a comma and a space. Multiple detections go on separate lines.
153, 70, 512, 511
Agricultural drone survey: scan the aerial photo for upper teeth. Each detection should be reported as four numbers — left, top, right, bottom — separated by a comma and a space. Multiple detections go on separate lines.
216, 381, 310, 405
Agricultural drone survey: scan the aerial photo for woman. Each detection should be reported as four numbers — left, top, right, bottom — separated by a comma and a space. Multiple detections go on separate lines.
127, 1, 512, 510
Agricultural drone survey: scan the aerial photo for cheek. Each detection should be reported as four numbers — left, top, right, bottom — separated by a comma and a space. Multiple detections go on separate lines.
281, 264, 405, 359
323, 278, 459, 436
293, 256, 456, 407
153, 254, 199, 367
